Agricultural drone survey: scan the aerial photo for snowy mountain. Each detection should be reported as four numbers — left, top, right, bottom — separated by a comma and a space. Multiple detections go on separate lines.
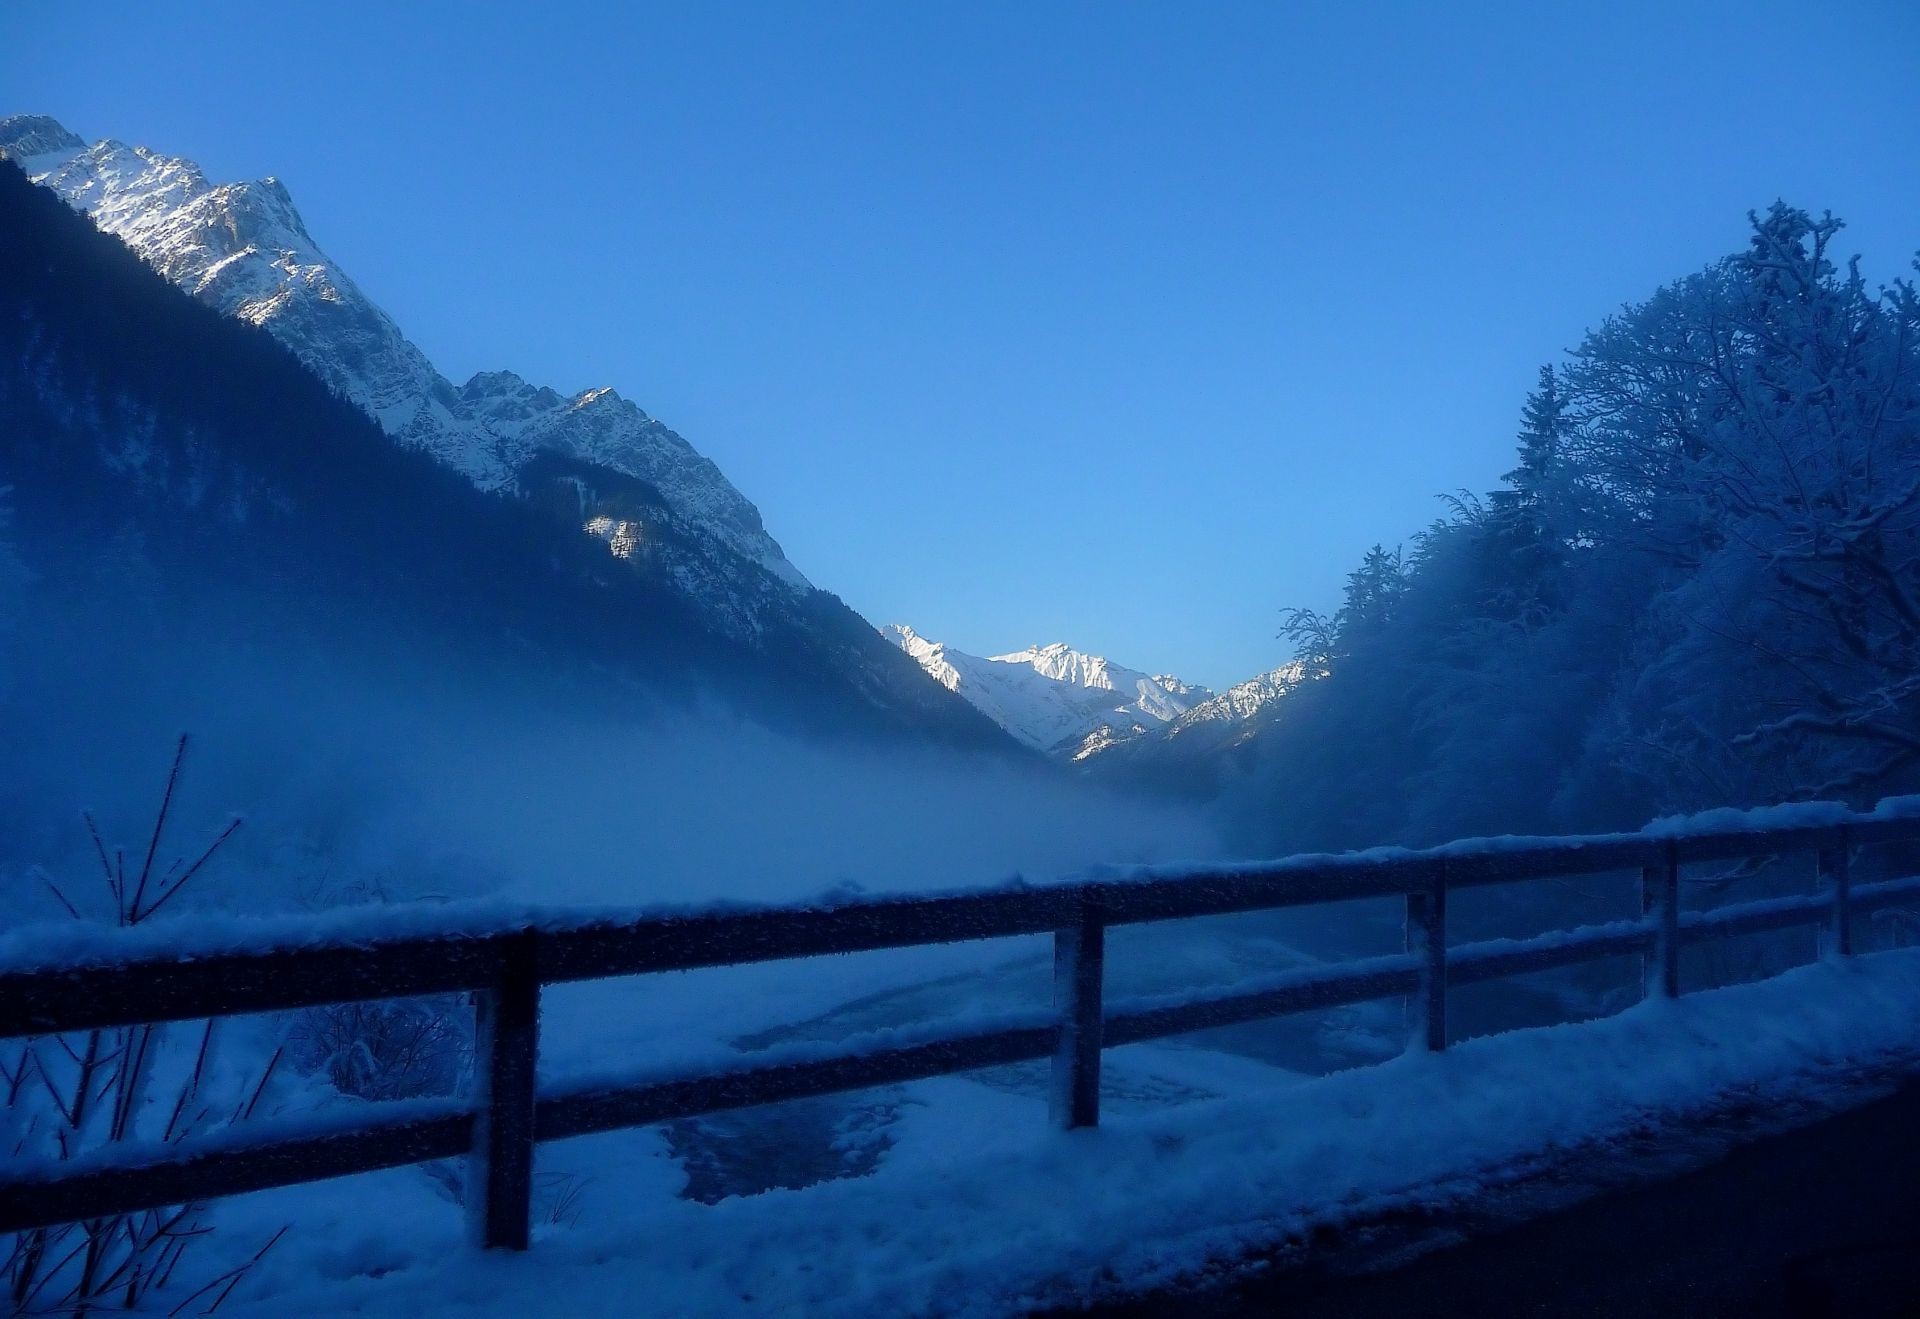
0, 114, 806, 602
879, 622, 1301, 787
1140, 664, 1302, 751
880, 625, 1213, 754
0, 114, 1015, 745
0, 157, 1013, 749
1062, 662, 1305, 797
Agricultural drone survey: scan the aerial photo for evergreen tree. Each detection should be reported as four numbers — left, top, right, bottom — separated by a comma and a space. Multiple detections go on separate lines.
1505, 364, 1563, 503
1342, 543, 1406, 638
1478, 364, 1570, 621
1278, 543, 1405, 678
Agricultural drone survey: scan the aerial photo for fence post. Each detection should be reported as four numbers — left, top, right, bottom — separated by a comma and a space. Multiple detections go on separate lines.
1819, 828, 1853, 959
1051, 894, 1105, 1130
471, 929, 540, 1250
1641, 842, 1680, 1000
1404, 863, 1447, 1052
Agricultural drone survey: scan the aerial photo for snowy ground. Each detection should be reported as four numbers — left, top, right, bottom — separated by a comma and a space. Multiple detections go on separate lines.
179, 946, 1920, 1317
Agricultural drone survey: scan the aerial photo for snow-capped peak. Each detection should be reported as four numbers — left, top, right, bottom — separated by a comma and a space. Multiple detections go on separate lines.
1178, 664, 1304, 723
987, 641, 1208, 727
1059, 662, 1305, 767
881, 626, 1213, 754
0, 115, 83, 172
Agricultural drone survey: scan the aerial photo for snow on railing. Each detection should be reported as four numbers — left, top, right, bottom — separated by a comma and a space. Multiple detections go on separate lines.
4, 797, 1920, 1249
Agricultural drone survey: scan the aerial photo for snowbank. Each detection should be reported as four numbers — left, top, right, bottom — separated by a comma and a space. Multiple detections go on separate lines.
213, 947, 1920, 1317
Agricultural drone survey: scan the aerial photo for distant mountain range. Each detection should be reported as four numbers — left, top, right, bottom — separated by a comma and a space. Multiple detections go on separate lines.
878, 626, 1212, 755
881, 625, 1301, 787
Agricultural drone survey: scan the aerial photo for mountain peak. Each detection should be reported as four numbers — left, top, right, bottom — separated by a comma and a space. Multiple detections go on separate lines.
0, 114, 84, 166
209, 175, 314, 246
464, 369, 532, 393
884, 625, 1212, 754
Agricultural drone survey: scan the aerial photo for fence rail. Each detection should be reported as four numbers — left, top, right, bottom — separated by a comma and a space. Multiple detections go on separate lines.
5, 804, 1920, 1249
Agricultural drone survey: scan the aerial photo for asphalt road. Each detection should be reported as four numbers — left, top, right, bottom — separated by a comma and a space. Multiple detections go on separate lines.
1083, 1078, 1920, 1318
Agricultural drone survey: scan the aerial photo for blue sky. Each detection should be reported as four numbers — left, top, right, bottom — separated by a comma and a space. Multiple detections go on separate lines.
11, 1, 1920, 689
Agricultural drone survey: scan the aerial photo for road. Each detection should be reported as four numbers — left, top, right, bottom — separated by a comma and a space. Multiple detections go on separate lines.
1084, 1077, 1920, 1317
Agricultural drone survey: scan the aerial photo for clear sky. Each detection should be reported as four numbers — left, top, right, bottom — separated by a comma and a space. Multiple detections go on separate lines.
10, 1, 1919, 689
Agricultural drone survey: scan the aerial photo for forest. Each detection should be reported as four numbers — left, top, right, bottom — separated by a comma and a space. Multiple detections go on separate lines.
1235, 205, 1920, 860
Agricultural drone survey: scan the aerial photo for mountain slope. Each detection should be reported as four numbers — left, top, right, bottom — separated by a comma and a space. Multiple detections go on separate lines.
0, 115, 804, 608
0, 114, 1011, 743
1094, 664, 1301, 758
1066, 663, 1305, 798
880, 625, 1211, 754
0, 158, 1008, 747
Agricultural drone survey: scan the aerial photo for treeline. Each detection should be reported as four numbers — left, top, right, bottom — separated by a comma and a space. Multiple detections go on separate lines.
1234, 205, 1920, 855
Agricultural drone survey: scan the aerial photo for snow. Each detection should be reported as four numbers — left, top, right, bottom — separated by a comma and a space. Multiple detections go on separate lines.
7, 793, 1913, 979
11, 795, 1920, 1313
1643, 797, 1857, 835
879, 625, 1305, 767
1167, 663, 1303, 728
880, 625, 1213, 754
997, 642, 1204, 725
1071, 663, 1306, 765
195, 947, 1920, 1317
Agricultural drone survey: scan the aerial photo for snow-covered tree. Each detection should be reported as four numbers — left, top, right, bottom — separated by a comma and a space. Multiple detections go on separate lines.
1247, 203, 1920, 866
1560, 205, 1920, 804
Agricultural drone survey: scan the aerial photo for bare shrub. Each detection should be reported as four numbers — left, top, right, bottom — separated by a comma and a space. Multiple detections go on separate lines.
284, 873, 472, 1106
3, 736, 285, 1316
287, 995, 470, 1104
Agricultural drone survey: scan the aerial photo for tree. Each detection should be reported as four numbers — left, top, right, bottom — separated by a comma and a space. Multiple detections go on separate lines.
1280, 543, 1407, 679
1252, 202, 1920, 867
1343, 543, 1408, 638
1560, 205, 1920, 803
1506, 364, 1564, 504
0, 488, 27, 638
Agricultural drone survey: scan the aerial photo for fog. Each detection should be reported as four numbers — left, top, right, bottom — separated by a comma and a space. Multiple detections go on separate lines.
0, 579, 1222, 930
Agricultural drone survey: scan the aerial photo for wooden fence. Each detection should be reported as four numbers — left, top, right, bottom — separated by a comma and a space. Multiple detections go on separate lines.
4, 803, 1920, 1250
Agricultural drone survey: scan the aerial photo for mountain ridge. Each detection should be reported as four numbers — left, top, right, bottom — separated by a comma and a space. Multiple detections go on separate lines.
880, 623, 1303, 787
879, 625, 1215, 755
0, 114, 808, 599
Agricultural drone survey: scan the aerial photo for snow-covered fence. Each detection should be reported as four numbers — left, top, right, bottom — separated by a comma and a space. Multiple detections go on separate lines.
5, 800, 1920, 1251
